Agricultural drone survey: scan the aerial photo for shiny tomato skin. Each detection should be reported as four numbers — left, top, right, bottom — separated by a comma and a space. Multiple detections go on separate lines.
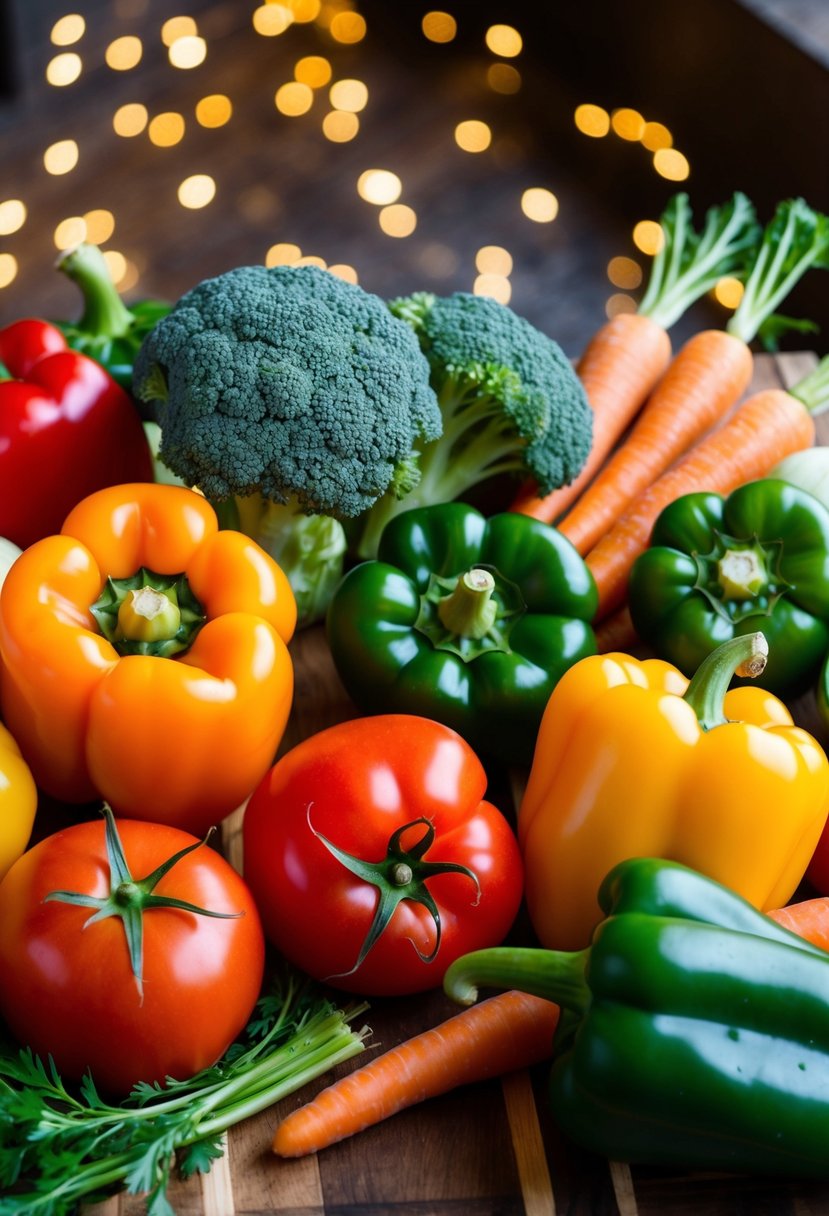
242, 714, 523, 996
0, 817, 265, 1096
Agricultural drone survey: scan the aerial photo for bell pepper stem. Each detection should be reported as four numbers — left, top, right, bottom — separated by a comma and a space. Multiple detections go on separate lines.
436, 568, 498, 639
56, 242, 135, 338
443, 945, 590, 1013
682, 631, 768, 730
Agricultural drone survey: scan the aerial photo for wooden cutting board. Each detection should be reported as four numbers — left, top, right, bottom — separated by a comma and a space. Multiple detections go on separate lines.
84, 352, 829, 1216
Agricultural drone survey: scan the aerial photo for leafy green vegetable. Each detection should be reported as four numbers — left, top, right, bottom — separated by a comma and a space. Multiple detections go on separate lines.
0, 971, 369, 1215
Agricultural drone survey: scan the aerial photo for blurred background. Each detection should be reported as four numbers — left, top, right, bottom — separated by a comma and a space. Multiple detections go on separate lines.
1, 0, 827, 358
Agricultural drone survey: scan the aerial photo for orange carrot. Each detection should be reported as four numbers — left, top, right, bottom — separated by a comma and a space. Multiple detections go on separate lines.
768, 899, 829, 952
595, 604, 640, 655
272, 989, 559, 1158
558, 329, 754, 555
586, 386, 818, 620
512, 192, 758, 525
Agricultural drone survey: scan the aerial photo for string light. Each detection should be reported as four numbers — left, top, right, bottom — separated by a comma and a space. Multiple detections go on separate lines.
105, 36, 143, 70
611, 108, 645, 141
358, 170, 402, 205
0, 199, 27, 235
275, 82, 314, 116
161, 16, 198, 46
329, 79, 368, 112
322, 111, 359, 141
329, 11, 366, 43
455, 121, 491, 152
485, 25, 522, 57
195, 95, 233, 128
54, 216, 87, 249
177, 175, 216, 208
476, 245, 513, 276
521, 188, 558, 222
379, 204, 417, 237
574, 104, 610, 137
84, 209, 116, 244
148, 113, 185, 147
50, 14, 85, 45
252, 5, 293, 36
632, 219, 665, 255
654, 148, 690, 181
113, 103, 148, 137
43, 140, 79, 175
295, 56, 332, 88
169, 36, 207, 69
46, 53, 82, 86
422, 12, 456, 43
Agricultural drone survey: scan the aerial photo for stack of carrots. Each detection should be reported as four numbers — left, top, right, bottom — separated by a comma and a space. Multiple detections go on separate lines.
513, 195, 829, 645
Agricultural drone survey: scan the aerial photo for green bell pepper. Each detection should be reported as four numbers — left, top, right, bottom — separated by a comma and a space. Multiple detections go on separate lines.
628, 478, 829, 698
444, 857, 829, 1178
326, 502, 597, 766
55, 243, 170, 392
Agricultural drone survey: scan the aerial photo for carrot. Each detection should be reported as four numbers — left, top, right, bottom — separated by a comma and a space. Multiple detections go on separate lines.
272, 989, 559, 1158
512, 193, 758, 524
558, 329, 754, 555
595, 604, 640, 655
768, 899, 829, 952
557, 197, 829, 556
586, 384, 819, 620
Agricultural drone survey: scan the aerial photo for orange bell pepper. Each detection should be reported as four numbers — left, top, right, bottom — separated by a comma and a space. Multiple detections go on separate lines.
0, 483, 296, 835
518, 632, 829, 951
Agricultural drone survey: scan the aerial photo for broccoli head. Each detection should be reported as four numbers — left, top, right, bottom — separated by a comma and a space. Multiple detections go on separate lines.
349, 290, 593, 558
133, 264, 441, 517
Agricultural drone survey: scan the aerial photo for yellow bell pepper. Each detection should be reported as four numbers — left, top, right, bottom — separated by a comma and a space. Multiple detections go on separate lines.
0, 483, 296, 836
518, 632, 829, 951
0, 720, 37, 881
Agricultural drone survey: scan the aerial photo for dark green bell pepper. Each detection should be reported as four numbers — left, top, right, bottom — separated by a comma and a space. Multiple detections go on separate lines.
55, 243, 170, 392
444, 857, 829, 1177
326, 502, 597, 766
628, 478, 829, 698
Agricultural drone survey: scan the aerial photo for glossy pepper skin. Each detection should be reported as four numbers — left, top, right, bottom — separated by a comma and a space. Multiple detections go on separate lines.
0, 318, 154, 549
0, 483, 296, 835
628, 478, 829, 699
0, 722, 37, 882
445, 857, 829, 1178
326, 502, 597, 766
519, 633, 829, 951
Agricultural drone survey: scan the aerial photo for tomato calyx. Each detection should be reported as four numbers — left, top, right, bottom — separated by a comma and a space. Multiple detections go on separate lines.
45, 807, 243, 998
90, 567, 206, 657
310, 813, 481, 978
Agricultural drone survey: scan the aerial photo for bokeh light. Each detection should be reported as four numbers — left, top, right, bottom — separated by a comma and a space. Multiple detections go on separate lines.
43, 140, 79, 175
46, 53, 82, 86
50, 14, 85, 45
633, 219, 665, 255
422, 12, 457, 43
329, 11, 367, 43
0, 200, 27, 236
485, 24, 522, 57
275, 82, 314, 116
379, 205, 417, 237
455, 120, 491, 152
295, 56, 332, 87
148, 112, 186, 147
169, 36, 207, 69
266, 243, 302, 266
607, 256, 642, 290
161, 17, 198, 46
606, 293, 637, 318
195, 95, 233, 128
322, 111, 360, 141
0, 254, 18, 290
521, 188, 558, 222
476, 245, 513, 276
714, 277, 745, 309
654, 148, 690, 180
252, 5, 293, 36
177, 175, 216, 208
574, 104, 610, 137
474, 273, 512, 304
358, 170, 402, 205
611, 108, 645, 141
84, 209, 116, 244
105, 36, 143, 71
329, 79, 368, 111
487, 64, 521, 94
113, 103, 149, 137
54, 216, 87, 249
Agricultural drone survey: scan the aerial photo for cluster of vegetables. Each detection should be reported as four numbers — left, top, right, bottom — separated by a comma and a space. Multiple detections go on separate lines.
4, 190, 829, 1211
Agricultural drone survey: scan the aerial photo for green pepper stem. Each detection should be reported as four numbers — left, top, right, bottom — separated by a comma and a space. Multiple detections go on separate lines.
682, 631, 768, 730
436, 568, 498, 639
443, 946, 590, 1013
56, 242, 135, 338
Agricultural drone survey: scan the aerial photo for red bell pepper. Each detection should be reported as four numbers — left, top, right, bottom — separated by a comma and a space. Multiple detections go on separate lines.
0, 318, 153, 548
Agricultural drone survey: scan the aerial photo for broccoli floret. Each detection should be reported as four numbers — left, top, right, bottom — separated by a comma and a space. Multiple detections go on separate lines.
133, 265, 441, 626
133, 264, 441, 516
350, 291, 593, 558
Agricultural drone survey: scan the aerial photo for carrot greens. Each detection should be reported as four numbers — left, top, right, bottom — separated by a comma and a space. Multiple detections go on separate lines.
0, 972, 369, 1216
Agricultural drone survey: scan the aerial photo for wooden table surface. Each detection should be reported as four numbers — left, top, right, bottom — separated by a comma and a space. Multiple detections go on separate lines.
82, 351, 829, 1216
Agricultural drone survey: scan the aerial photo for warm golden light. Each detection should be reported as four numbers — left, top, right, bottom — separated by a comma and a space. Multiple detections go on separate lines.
476, 245, 513, 276
521, 187, 558, 222
574, 103, 610, 138
105, 36, 143, 71
611, 108, 645, 141
275, 81, 314, 115
329, 11, 366, 43
607, 256, 642, 290
161, 16, 198, 46
84, 209, 116, 244
379, 204, 417, 237
54, 216, 87, 250
329, 263, 359, 283
606, 293, 637, 318
654, 147, 690, 181
454, 120, 491, 153
46, 52, 82, 86
632, 219, 665, 256
288, 0, 322, 21
714, 277, 745, 309
113, 102, 148, 137
195, 94, 232, 127
329, 78, 368, 111
487, 63, 521, 94
169, 35, 207, 69
177, 174, 216, 209
473, 274, 512, 304
103, 249, 128, 285
322, 110, 359, 141
296, 254, 327, 268
422, 11, 456, 42
148, 112, 186, 147
253, 5, 293, 36
0, 254, 18, 290
357, 169, 402, 205
0, 199, 27, 236
44, 139, 79, 175
51, 14, 85, 45
641, 121, 672, 151
295, 56, 332, 87
485, 24, 522, 57
266, 243, 302, 267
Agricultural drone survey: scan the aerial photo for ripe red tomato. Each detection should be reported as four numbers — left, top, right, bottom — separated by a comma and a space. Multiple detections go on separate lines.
242, 714, 523, 996
0, 814, 265, 1096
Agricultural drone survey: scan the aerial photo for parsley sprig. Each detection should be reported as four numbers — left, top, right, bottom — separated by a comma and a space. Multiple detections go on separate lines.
0, 972, 370, 1216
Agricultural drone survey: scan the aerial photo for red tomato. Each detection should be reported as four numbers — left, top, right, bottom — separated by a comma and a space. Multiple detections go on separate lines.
0, 815, 265, 1096
242, 714, 523, 996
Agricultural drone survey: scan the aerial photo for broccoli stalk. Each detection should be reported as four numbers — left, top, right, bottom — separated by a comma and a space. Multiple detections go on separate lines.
349, 291, 594, 560
132, 264, 441, 626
